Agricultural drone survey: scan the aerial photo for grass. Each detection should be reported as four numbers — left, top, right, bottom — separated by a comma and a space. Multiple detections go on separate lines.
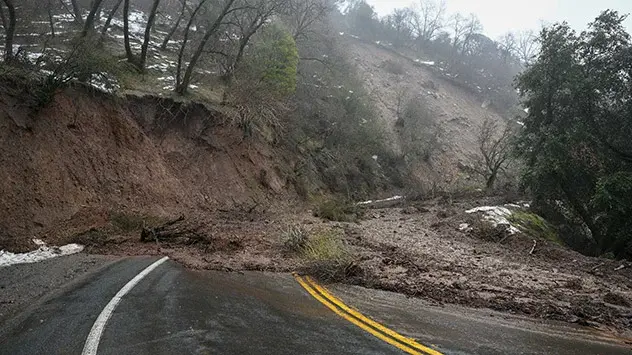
281, 225, 309, 252
313, 198, 365, 223
302, 229, 349, 262
508, 211, 565, 246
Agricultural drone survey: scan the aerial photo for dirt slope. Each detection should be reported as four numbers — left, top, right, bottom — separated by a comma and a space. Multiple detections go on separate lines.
345, 37, 510, 186
0, 86, 290, 250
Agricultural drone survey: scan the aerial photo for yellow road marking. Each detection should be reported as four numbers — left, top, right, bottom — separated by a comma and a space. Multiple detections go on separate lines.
303, 276, 443, 355
294, 274, 443, 355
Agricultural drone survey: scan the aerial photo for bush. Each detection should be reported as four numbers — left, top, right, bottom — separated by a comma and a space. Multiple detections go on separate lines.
396, 95, 441, 163
301, 229, 356, 282
508, 211, 564, 246
281, 225, 309, 252
314, 198, 365, 222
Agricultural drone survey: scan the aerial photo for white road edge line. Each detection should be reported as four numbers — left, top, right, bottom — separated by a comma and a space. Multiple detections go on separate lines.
82, 256, 170, 355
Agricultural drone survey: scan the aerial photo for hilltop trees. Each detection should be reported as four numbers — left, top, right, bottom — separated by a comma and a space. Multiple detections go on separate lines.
515, 11, 632, 258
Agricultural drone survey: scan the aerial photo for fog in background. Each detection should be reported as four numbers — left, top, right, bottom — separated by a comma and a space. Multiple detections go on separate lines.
367, 0, 632, 38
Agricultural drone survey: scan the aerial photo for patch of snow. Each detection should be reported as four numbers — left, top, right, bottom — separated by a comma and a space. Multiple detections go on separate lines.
0, 239, 84, 267
357, 196, 404, 206
414, 59, 435, 66
459, 223, 471, 231
466, 206, 520, 234
517, 121, 525, 126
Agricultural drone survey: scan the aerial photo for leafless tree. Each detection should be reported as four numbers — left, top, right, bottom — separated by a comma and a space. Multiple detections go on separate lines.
175, 0, 208, 91
383, 7, 413, 47
70, 0, 83, 25
284, 0, 332, 43
138, 0, 161, 69
47, 0, 56, 37
497, 31, 516, 63
475, 117, 513, 190
409, 0, 446, 46
516, 30, 539, 66
176, 0, 241, 94
123, 0, 161, 71
81, 0, 106, 36
449, 13, 482, 56
160, 0, 186, 50
1, 0, 15, 62
100, 0, 124, 39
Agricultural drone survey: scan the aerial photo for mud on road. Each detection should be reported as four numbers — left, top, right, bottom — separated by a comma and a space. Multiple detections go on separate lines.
40, 198, 632, 338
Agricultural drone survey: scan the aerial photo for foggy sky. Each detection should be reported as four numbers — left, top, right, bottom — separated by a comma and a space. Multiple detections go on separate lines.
367, 0, 632, 39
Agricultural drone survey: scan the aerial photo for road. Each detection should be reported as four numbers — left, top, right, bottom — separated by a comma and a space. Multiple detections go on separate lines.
1, 256, 630, 355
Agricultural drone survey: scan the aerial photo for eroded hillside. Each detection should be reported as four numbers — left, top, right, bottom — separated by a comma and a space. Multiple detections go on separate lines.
344, 36, 512, 187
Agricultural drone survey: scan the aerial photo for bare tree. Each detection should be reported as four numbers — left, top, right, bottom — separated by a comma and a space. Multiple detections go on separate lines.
123, 0, 134, 62
516, 30, 539, 66
47, 0, 56, 37
409, 0, 446, 46
70, 0, 83, 25
284, 0, 331, 43
1, 0, 15, 62
383, 7, 413, 47
0, 2, 6, 31
459, 14, 482, 56
139, 0, 162, 70
160, 0, 187, 50
175, 0, 241, 94
475, 117, 513, 190
175, 0, 208, 90
497, 31, 516, 63
100, 0, 124, 39
81, 0, 106, 36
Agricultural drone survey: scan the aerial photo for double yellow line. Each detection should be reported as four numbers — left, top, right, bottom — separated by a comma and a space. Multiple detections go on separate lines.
294, 274, 443, 355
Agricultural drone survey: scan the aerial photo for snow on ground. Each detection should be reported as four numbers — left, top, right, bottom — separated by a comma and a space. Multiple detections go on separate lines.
466, 205, 521, 234
357, 195, 404, 206
0, 239, 84, 267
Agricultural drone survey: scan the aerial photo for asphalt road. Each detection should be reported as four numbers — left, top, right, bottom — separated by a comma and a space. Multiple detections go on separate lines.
1, 256, 630, 355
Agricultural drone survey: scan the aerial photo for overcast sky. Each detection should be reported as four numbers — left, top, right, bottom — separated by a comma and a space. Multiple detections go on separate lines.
366, 0, 632, 39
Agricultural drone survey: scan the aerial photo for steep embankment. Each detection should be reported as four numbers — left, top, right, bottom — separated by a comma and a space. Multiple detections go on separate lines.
0, 86, 290, 251
345, 37, 511, 186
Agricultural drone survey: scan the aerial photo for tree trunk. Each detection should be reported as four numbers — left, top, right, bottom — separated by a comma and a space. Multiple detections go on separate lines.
160, 0, 186, 50
486, 169, 498, 190
138, 0, 161, 71
100, 0, 123, 40
175, 0, 208, 89
47, 0, 56, 37
70, 0, 83, 25
123, 0, 135, 65
0, 2, 7, 31
81, 0, 105, 37
1, 0, 15, 63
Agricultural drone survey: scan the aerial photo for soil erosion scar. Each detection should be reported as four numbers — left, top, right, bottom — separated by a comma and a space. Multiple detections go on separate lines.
82, 256, 170, 355
294, 274, 443, 355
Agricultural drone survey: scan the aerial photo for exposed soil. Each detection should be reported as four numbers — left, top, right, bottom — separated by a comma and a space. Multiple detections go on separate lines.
52, 196, 632, 337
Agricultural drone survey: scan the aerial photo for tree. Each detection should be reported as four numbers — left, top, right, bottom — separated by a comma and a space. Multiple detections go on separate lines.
70, 0, 83, 25
383, 7, 413, 47
175, 0, 239, 94
1, 0, 15, 62
515, 11, 632, 258
516, 30, 538, 66
81, 0, 106, 37
284, 0, 332, 43
475, 117, 513, 190
409, 0, 445, 46
123, 0, 162, 71
100, 0, 124, 40
160, 0, 187, 50
497, 32, 516, 63
175, 0, 208, 91
221, 0, 281, 86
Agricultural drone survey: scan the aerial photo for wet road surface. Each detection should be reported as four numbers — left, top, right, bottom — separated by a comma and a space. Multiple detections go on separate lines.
1, 256, 630, 354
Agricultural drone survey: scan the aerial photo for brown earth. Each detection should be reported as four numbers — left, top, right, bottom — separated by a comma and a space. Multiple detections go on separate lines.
0, 86, 294, 251
345, 37, 512, 187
